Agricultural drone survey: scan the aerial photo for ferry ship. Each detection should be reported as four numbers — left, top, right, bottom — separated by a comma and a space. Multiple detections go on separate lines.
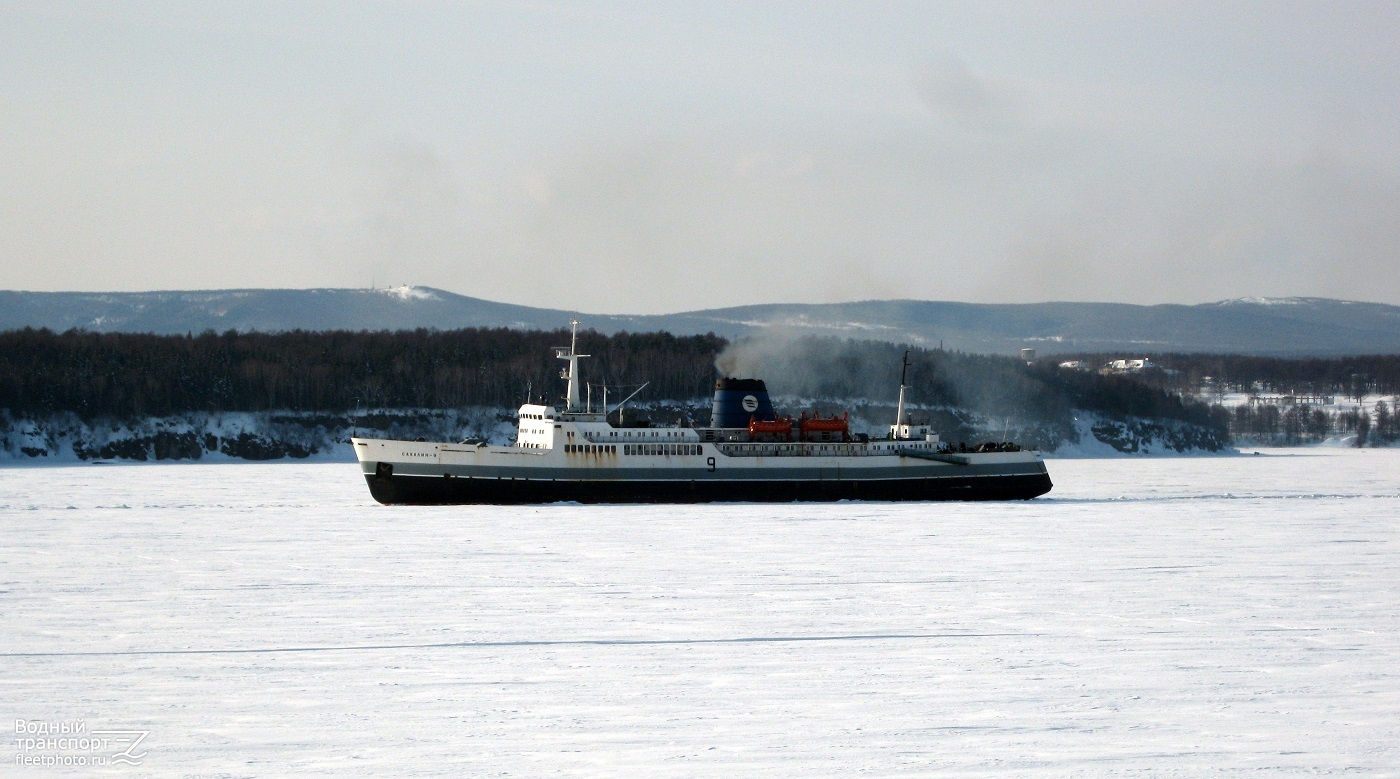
353, 322, 1053, 504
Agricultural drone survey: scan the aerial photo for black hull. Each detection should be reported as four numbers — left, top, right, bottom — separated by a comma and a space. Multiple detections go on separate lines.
365, 472, 1053, 505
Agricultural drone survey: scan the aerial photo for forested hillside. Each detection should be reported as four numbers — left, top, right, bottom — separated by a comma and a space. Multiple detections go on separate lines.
1, 328, 1213, 427
0, 327, 1232, 459
0, 328, 723, 417
1051, 352, 1400, 446
1053, 353, 1400, 399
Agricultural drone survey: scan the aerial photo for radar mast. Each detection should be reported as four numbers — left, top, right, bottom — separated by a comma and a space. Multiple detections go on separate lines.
554, 319, 590, 412
893, 350, 910, 429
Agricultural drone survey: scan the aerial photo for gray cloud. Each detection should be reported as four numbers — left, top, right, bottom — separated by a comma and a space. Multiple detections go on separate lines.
915, 57, 1029, 130
2, 2, 1398, 310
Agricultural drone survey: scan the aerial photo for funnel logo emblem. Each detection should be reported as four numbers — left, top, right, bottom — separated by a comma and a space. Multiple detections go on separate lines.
741, 395, 759, 413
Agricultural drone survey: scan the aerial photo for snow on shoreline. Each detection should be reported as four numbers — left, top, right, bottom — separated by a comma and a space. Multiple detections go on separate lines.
1, 409, 1237, 467
18, 396, 1397, 466
0, 408, 515, 465
0, 402, 1274, 465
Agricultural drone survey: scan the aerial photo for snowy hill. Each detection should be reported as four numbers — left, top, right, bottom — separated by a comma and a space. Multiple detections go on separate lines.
0, 286, 571, 335
2, 287, 1398, 356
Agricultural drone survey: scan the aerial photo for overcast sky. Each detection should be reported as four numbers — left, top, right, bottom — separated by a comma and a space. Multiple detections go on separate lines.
3, 1, 1397, 313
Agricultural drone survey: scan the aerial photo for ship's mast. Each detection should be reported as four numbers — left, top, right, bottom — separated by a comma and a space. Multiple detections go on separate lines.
555, 319, 590, 412
893, 350, 910, 428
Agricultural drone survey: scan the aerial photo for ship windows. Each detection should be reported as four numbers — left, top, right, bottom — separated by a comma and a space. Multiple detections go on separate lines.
621, 443, 702, 456
567, 443, 617, 455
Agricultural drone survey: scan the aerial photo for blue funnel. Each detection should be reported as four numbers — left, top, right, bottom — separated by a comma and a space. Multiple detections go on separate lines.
710, 378, 776, 428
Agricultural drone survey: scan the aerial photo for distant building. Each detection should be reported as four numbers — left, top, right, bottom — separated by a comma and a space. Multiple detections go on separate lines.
1101, 358, 1156, 374
1058, 360, 1089, 370
1248, 394, 1335, 407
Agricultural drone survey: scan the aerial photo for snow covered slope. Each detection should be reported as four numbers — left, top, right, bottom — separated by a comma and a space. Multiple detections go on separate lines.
3, 288, 1397, 355
0, 286, 571, 335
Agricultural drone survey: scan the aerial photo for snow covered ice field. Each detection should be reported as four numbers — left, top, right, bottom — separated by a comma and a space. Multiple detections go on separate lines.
3, 451, 1398, 776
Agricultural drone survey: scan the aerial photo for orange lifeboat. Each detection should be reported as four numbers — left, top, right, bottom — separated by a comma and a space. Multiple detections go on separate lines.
799, 411, 850, 441
749, 416, 794, 440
